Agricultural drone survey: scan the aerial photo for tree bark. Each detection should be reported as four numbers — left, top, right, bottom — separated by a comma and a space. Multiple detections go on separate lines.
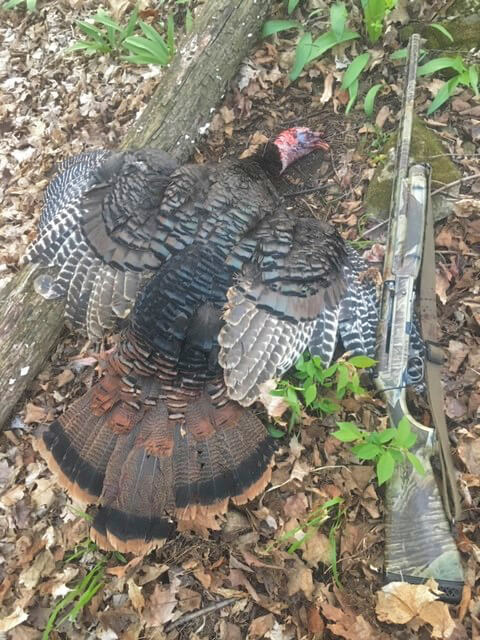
0, 0, 274, 430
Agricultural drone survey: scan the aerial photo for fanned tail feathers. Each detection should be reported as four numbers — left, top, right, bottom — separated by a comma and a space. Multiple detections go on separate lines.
35, 348, 275, 553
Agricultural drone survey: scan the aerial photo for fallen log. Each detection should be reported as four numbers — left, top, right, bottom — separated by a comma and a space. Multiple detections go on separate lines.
0, 0, 274, 430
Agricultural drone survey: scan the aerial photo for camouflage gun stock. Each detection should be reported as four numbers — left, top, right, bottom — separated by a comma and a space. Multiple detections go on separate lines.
375, 35, 464, 603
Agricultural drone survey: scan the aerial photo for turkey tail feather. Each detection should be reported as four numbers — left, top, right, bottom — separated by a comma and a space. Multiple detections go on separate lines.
36, 370, 275, 554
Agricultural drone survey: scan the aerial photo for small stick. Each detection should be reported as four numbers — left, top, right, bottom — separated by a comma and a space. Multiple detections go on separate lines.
284, 183, 331, 198
356, 218, 388, 240
431, 173, 480, 196
166, 597, 239, 631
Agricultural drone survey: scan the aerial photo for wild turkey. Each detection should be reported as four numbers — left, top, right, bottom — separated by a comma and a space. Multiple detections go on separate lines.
27, 128, 379, 553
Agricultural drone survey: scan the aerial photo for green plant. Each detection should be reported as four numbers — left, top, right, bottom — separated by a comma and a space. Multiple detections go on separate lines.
2, 0, 36, 9
268, 497, 345, 586
43, 541, 127, 639
418, 54, 479, 114
360, 0, 396, 44
123, 14, 175, 65
270, 353, 375, 432
69, 7, 176, 67
69, 8, 140, 56
263, 2, 360, 81
364, 83, 383, 118
341, 52, 370, 113
333, 416, 425, 485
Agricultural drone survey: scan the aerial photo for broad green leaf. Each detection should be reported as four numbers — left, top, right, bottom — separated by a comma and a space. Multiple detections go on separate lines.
390, 47, 407, 60
427, 75, 461, 114
330, 2, 347, 39
125, 6, 139, 38
403, 432, 417, 449
378, 428, 396, 443
322, 363, 339, 378
429, 23, 454, 43
406, 451, 426, 475
333, 421, 362, 442
353, 442, 382, 460
287, 0, 301, 14
364, 83, 382, 118
67, 41, 109, 54
140, 20, 169, 54
307, 30, 360, 65
290, 32, 314, 80
341, 53, 370, 90
93, 11, 123, 30
262, 19, 300, 38
304, 382, 317, 406
336, 363, 349, 392
268, 425, 286, 438
345, 78, 359, 114
389, 448, 404, 463
393, 416, 411, 447
167, 14, 175, 56
287, 386, 300, 411
123, 53, 163, 65
315, 398, 340, 413
418, 56, 465, 77
348, 355, 377, 368
377, 450, 395, 485
125, 33, 169, 63
469, 65, 479, 95
76, 21, 107, 41
185, 7, 193, 34
26, 0, 37, 9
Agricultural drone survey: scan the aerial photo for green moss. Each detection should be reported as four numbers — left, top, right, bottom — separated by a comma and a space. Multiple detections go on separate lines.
365, 116, 461, 221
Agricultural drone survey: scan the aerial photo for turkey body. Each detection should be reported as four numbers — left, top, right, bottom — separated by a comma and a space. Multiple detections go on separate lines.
27, 142, 378, 553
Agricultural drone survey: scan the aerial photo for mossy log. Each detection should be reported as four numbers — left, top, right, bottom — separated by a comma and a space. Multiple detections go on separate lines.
0, 0, 274, 431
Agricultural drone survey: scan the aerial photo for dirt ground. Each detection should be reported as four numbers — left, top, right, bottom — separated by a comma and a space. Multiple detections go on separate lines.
0, 1, 479, 639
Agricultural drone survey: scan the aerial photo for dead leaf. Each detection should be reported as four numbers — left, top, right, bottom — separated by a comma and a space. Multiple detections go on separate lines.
220, 621, 243, 640
306, 606, 325, 635
143, 575, 180, 627
448, 340, 469, 373
376, 580, 455, 638
283, 492, 308, 519
177, 587, 201, 613
127, 579, 145, 613
23, 403, 50, 424
19, 549, 56, 589
249, 613, 276, 638
56, 368, 74, 387
0, 606, 28, 632
375, 105, 390, 129
286, 564, 313, 599
302, 531, 331, 568
320, 73, 334, 104
458, 434, 480, 475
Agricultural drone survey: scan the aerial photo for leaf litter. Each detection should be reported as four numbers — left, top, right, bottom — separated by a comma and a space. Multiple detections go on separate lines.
0, 0, 479, 638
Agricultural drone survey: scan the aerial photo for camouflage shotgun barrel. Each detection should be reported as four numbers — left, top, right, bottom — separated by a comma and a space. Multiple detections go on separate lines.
375, 36, 464, 603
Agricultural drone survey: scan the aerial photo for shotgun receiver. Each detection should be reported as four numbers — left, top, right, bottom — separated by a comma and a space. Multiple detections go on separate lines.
375, 35, 464, 603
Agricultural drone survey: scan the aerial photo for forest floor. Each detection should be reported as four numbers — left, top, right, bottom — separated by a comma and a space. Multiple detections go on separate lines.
0, 1, 479, 639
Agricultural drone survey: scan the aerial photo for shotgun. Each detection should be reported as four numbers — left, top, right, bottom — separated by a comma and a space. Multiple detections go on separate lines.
375, 34, 464, 603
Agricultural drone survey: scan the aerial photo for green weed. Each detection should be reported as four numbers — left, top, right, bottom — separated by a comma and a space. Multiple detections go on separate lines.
333, 416, 425, 485
42, 540, 127, 640
69, 7, 176, 67
270, 353, 375, 433
267, 497, 345, 586
2, 0, 36, 10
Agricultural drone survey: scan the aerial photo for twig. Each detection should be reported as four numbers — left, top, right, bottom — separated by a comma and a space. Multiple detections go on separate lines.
431, 173, 480, 197
283, 182, 332, 198
356, 219, 388, 240
166, 597, 239, 631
